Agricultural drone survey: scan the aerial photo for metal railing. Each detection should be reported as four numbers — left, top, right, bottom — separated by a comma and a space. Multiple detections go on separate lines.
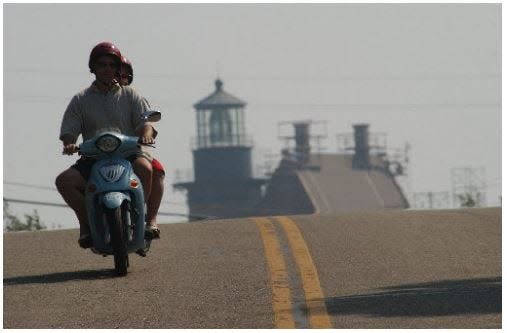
336, 132, 387, 155
191, 134, 254, 149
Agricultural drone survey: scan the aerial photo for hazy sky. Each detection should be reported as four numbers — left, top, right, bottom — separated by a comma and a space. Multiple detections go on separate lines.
3, 4, 501, 229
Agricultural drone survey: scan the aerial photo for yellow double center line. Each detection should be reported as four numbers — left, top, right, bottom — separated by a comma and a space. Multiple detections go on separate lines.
255, 217, 296, 328
254, 216, 332, 329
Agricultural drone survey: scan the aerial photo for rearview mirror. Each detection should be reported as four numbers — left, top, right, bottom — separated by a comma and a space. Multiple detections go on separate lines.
141, 110, 162, 122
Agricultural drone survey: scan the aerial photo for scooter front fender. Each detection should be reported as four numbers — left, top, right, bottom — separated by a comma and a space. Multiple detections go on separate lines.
102, 191, 131, 209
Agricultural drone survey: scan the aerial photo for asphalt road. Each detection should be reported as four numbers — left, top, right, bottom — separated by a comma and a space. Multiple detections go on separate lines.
3, 207, 501, 328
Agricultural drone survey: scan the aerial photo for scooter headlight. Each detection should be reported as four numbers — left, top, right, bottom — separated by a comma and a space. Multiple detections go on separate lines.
95, 134, 121, 153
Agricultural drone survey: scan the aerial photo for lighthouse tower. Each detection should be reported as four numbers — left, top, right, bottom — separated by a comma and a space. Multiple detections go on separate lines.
174, 79, 266, 220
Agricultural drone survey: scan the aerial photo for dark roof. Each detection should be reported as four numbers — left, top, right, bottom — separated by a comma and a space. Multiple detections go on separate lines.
194, 79, 246, 110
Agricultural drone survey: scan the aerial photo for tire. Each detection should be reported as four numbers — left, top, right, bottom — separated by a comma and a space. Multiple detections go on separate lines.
105, 203, 129, 276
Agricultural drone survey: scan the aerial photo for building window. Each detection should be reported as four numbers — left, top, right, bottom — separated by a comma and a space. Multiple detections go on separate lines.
210, 109, 232, 144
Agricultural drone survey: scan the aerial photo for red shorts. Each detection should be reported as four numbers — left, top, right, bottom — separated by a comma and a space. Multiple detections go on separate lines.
152, 158, 165, 174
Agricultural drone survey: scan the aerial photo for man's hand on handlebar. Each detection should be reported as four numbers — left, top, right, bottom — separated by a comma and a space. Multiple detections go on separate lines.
62, 143, 79, 155
138, 124, 155, 145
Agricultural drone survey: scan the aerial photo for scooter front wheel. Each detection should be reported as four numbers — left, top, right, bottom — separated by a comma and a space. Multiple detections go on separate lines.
105, 204, 129, 276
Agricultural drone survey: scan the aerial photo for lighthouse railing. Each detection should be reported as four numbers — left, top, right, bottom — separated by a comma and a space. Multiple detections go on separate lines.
191, 134, 254, 149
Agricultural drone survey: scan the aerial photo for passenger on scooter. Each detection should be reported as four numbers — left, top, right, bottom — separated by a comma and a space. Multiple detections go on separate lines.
119, 55, 163, 239
55, 41, 157, 249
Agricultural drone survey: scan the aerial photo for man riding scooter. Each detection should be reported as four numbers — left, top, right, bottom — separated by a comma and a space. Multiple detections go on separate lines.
55, 41, 158, 248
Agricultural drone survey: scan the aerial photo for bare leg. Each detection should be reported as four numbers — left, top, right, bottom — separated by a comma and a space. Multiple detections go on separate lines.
146, 170, 165, 227
132, 157, 153, 203
55, 168, 88, 235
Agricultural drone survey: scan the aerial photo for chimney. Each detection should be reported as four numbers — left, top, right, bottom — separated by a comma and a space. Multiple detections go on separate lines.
294, 122, 310, 165
353, 124, 370, 169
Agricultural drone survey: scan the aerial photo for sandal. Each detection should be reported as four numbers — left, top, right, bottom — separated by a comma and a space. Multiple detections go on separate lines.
145, 225, 161, 240
78, 233, 93, 249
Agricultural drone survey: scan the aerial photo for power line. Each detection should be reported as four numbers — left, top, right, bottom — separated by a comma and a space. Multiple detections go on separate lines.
4, 181, 56, 191
5, 94, 500, 110
3, 181, 187, 206
248, 102, 500, 109
3, 197, 206, 219
6, 68, 500, 81
4, 198, 68, 208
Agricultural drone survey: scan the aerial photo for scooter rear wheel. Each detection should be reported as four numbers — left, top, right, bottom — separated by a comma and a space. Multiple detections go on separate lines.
105, 204, 129, 276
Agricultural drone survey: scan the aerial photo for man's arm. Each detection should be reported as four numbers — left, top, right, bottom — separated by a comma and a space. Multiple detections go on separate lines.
129, 87, 159, 143
59, 96, 81, 155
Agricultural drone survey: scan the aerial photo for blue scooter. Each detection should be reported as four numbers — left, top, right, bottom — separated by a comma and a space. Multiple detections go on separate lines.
78, 111, 161, 276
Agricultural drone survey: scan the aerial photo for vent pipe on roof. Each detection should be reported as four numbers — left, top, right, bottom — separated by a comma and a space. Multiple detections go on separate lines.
294, 122, 310, 165
353, 124, 370, 169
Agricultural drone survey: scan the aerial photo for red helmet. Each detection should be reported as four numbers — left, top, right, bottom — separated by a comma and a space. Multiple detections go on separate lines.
120, 55, 134, 84
88, 42, 122, 72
